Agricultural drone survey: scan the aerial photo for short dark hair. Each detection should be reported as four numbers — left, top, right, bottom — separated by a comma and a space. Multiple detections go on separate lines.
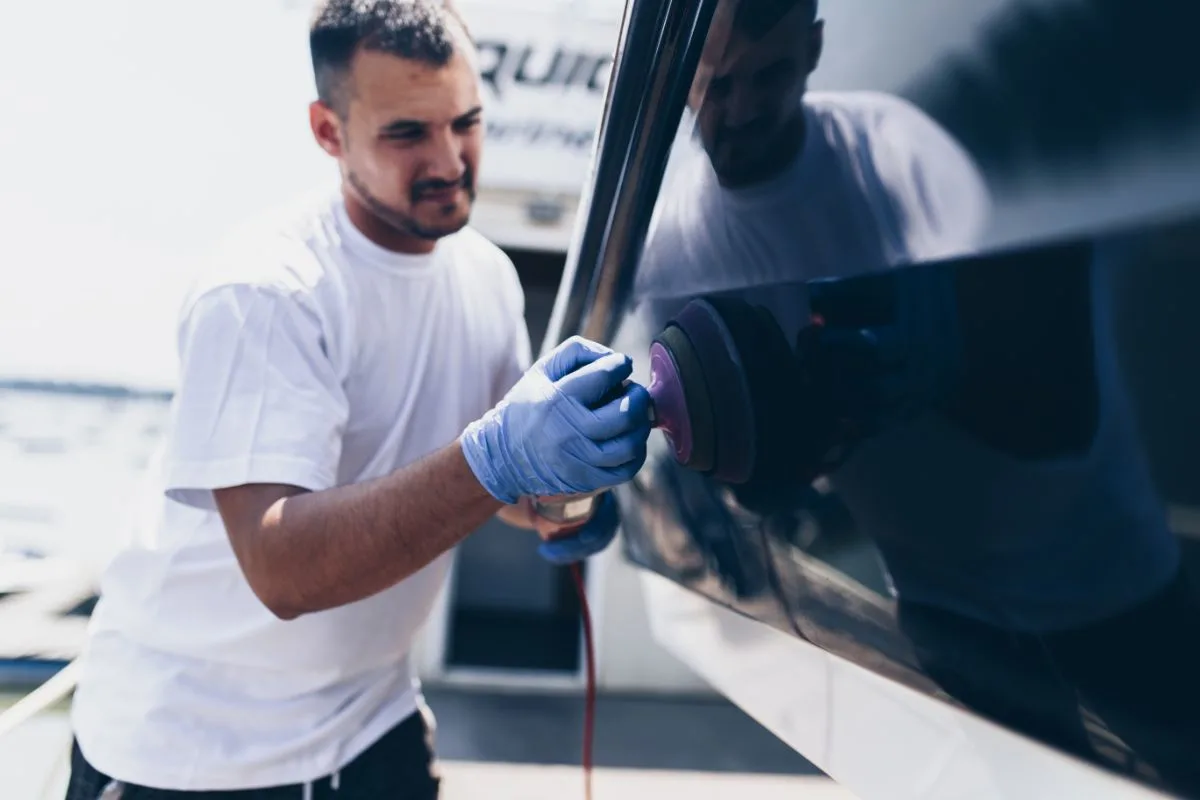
309, 0, 469, 117
732, 0, 817, 39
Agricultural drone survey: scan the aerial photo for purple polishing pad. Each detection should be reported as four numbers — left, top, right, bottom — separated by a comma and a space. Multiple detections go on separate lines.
648, 340, 694, 464
671, 300, 756, 484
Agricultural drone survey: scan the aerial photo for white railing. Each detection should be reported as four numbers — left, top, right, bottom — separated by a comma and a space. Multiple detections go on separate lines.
0, 660, 80, 741
0, 660, 80, 800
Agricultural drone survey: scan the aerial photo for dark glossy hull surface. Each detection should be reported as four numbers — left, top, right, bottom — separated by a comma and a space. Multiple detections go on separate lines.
548, 1, 1200, 797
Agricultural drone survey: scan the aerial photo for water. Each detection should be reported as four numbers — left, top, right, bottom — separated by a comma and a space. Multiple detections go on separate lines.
0, 387, 168, 795
0, 387, 171, 571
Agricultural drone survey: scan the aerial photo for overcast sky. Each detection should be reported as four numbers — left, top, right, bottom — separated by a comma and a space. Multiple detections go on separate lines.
0, 0, 336, 390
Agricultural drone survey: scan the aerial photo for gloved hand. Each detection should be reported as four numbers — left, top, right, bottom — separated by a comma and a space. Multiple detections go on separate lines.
461, 336, 653, 504
536, 491, 621, 565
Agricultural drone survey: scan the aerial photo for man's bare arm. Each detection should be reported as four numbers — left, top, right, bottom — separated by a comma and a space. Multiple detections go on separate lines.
214, 440, 502, 621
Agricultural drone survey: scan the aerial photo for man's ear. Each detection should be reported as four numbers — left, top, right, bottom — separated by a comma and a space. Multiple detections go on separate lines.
807, 20, 825, 75
309, 101, 345, 158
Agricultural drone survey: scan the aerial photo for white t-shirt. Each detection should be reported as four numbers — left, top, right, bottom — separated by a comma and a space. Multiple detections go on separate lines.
625, 91, 1177, 633
633, 91, 989, 334
70, 188, 532, 791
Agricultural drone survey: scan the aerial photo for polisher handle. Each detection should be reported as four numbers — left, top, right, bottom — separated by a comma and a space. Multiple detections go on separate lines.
532, 492, 603, 530
532, 378, 656, 530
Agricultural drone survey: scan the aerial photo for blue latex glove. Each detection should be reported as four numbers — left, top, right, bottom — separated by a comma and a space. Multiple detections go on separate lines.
461, 336, 653, 504
537, 492, 620, 565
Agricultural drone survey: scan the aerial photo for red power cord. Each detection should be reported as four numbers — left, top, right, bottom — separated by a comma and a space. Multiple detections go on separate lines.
568, 562, 596, 800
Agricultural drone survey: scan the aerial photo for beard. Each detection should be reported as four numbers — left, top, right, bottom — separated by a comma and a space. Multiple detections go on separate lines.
347, 168, 476, 242
698, 98, 808, 189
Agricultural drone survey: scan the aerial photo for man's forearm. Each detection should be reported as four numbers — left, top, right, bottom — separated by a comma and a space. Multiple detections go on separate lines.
241, 441, 502, 619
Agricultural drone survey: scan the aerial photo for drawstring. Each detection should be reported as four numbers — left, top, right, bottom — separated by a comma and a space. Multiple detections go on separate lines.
97, 780, 125, 799
300, 768, 339, 799
96, 771, 336, 799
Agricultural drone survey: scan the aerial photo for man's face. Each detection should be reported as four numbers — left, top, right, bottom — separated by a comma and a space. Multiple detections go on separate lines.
313, 36, 484, 249
695, 5, 821, 186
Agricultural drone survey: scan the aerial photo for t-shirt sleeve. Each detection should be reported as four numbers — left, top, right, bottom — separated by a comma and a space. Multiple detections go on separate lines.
860, 93, 992, 261
162, 282, 350, 511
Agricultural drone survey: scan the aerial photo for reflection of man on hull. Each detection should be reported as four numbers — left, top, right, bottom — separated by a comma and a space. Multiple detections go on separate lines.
635, 0, 989, 319
623, 0, 987, 598
622, 0, 1200, 793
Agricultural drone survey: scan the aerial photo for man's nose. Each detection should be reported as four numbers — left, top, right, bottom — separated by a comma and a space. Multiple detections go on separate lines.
424, 127, 466, 183
722, 86, 762, 129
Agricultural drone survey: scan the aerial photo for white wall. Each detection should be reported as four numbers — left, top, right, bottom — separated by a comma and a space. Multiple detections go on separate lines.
411, 533, 716, 696
469, 188, 582, 254
593, 541, 714, 694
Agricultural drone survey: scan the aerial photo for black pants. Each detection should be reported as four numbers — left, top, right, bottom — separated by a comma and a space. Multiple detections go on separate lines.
898, 567, 1200, 798
64, 709, 441, 799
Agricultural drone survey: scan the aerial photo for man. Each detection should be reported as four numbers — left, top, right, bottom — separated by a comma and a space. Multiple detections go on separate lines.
65, 1, 651, 797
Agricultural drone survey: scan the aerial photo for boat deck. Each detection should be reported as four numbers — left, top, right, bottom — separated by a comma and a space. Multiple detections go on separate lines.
0, 687, 858, 799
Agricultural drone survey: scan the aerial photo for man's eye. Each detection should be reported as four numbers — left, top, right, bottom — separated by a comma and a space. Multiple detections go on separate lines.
755, 61, 796, 87
454, 117, 481, 132
383, 128, 423, 142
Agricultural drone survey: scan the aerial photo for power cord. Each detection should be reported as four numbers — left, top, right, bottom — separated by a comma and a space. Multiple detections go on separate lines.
568, 562, 596, 800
